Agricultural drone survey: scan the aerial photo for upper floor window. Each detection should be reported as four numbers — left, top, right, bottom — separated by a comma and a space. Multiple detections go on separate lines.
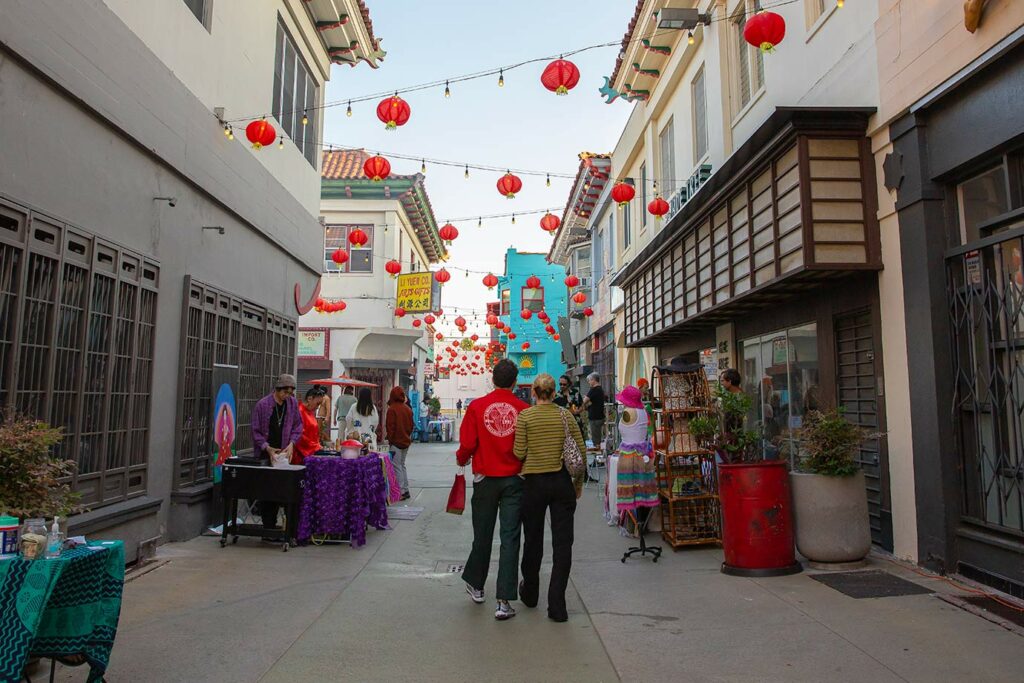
732, 3, 765, 114
522, 286, 545, 312
805, 0, 839, 30
325, 225, 373, 273
607, 212, 616, 273
273, 18, 318, 167
594, 228, 605, 286
574, 246, 592, 281
500, 289, 510, 315
622, 190, 632, 250
693, 67, 708, 163
956, 162, 1013, 243
659, 120, 676, 196
640, 163, 648, 230
182, 0, 212, 30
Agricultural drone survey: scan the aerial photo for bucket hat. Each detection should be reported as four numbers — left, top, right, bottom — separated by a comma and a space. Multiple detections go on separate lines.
615, 385, 645, 409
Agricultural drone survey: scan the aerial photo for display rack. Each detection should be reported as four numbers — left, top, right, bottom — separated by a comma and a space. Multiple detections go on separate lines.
652, 367, 722, 549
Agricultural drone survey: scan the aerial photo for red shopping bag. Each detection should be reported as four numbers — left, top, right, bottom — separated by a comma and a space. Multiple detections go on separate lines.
446, 468, 466, 515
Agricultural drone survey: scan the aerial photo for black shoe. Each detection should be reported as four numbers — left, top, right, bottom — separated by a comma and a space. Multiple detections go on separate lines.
519, 580, 538, 608
547, 610, 569, 623
400, 492, 411, 501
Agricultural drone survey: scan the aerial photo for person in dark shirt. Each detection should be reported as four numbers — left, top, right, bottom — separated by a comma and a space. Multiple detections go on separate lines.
553, 374, 584, 431
582, 373, 607, 448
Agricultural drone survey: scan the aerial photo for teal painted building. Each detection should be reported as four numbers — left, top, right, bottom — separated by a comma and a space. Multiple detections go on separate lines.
497, 248, 568, 401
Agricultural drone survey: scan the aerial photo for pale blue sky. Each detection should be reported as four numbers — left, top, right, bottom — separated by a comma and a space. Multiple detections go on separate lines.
323, 0, 637, 332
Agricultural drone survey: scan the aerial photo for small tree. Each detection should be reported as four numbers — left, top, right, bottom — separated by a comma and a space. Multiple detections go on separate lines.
0, 414, 80, 518
712, 386, 763, 464
797, 409, 870, 477
428, 396, 442, 418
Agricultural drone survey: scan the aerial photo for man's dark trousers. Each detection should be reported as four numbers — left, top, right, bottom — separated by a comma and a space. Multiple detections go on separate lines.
461, 475, 523, 601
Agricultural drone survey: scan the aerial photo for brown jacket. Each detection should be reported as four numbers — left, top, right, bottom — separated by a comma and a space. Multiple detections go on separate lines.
385, 386, 414, 449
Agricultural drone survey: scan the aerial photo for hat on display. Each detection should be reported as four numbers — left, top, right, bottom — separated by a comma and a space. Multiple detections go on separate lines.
615, 385, 645, 409
275, 373, 297, 390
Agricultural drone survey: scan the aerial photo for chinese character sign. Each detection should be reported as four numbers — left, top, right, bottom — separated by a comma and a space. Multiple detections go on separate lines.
396, 272, 434, 313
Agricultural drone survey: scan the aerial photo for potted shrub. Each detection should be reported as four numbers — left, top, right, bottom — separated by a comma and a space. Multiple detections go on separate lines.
0, 414, 80, 520
791, 410, 872, 567
710, 387, 801, 577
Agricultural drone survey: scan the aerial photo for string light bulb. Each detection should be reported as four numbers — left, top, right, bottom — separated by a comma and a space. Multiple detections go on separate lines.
278, 138, 284, 149
346, 101, 352, 117
837, 0, 844, 5
498, 69, 504, 87
688, 31, 695, 45
464, 165, 469, 179
511, 213, 516, 225
223, 124, 230, 137
302, 111, 308, 126
421, 159, 427, 174
444, 80, 451, 98
478, 217, 483, 228
227, 126, 234, 140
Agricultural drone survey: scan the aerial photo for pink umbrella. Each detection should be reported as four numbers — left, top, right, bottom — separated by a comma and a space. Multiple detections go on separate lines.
309, 375, 377, 388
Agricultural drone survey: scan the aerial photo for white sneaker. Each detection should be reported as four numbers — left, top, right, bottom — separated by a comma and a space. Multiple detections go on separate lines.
466, 583, 485, 604
495, 600, 516, 620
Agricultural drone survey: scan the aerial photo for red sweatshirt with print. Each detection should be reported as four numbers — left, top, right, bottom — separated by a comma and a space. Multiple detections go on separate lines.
456, 389, 529, 477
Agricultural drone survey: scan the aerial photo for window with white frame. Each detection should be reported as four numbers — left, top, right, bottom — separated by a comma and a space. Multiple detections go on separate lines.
522, 286, 545, 312
660, 120, 676, 196
693, 67, 708, 163
805, 0, 839, 29
324, 225, 374, 273
182, 0, 211, 29
732, 3, 765, 113
622, 189, 632, 250
593, 227, 605, 288
500, 289, 510, 315
607, 212, 616, 273
640, 163, 648, 229
273, 17, 318, 166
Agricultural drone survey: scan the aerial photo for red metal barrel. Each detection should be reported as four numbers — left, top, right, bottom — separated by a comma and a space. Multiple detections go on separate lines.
718, 460, 801, 576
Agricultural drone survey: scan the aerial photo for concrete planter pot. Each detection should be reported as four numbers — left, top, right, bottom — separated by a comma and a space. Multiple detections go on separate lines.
790, 471, 871, 567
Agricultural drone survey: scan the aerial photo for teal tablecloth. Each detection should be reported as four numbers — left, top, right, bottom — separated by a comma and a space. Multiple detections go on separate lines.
0, 541, 125, 683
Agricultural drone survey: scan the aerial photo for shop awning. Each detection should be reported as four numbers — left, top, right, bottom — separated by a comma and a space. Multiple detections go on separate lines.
341, 328, 423, 368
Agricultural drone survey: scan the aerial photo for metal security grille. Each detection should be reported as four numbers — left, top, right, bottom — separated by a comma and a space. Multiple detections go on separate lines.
948, 229, 1024, 537
175, 277, 297, 487
0, 197, 158, 507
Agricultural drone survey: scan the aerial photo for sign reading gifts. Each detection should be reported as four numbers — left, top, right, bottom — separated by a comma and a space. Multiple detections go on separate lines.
396, 272, 434, 313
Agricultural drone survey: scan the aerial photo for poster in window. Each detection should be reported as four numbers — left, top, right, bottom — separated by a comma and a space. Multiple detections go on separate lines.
297, 329, 327, 358
396, 272, 434, 313
211, 364, 240, 484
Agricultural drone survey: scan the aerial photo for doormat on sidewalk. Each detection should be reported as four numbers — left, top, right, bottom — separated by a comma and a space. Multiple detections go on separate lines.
387, 506, 424, 520
811, 570, 933, 598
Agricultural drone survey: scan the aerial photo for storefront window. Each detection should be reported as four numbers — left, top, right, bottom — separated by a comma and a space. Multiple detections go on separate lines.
957, 164, 1010, 243
739, 323, 819, 462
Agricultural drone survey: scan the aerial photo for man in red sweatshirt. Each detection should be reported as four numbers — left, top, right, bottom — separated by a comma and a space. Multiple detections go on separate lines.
457, 359, 528, 621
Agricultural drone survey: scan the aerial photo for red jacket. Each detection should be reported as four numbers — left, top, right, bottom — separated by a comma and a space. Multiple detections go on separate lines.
456, 389, 529, 477
294, 402, 321, 463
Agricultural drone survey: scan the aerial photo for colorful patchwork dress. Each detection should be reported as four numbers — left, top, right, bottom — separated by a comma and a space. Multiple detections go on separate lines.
616, 408, 658, 511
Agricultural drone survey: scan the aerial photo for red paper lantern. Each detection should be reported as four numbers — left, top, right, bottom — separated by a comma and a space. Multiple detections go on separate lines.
564, 274, 579, 288
363, 155, 391, 182
376, 95, 411, 130
329, 300, 347, 313
434, 268, 451, 285
521, 342, 531, 351
458, 326, 467, 333
520, 309, 532, 320
394, 307, 406, 318
470, 334, 479, 341
648, 196, 670, 220
412, 319, 422, 328
744, 11, 786, 52
541, 58, 581, 95
245, 119, 276, 149
508, 332, 517, 340
434, 308, 444, 317
385, 260, 402, 277
496, 173, 523, 199
611, 182, 636, 207
545, 325, 555, 334
348, 228, 369, 247
454, 316, 467, 328
572, 291, 587, 304
553, 334, 560, 341
331, 248, 349, 265
436, 333, 444, 341
424, 314, 436, 325
525, 275, 542, 289
583, 307, 594, 317
486, 313, 499, 326
482, 273, 499, 289
438, 223, 459, 245
540, 213, 561, 233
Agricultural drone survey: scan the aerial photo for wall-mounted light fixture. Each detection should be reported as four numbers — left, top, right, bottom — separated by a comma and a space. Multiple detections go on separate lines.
154, 196, 177, 207
657, 8, 712, 30
202, 226, 225, 235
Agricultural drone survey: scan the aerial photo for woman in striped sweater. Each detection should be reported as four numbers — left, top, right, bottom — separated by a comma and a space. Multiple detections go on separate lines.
514, 373, 586, 623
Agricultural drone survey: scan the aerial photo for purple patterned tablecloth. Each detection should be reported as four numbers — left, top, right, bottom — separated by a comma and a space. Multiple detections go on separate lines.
297, 455, 389, 547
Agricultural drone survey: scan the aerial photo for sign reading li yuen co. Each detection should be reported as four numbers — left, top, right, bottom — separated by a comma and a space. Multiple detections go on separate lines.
396, 272, 434, 313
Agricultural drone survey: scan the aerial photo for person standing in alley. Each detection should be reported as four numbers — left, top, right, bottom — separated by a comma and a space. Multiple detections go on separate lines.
515, 373, 586, 623
457, 359, 528, 621
335, 386, 357, 439
386, 386, 414, 501
456, 398, 463, 419
251, 374, 303, 532
346, 387, 380, 450
582, 372, 607, 449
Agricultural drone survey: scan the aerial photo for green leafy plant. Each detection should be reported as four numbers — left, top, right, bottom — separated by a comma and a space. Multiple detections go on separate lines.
0, 414, 80, 518
797, 409, 870, 477
427, 397, 442, 418
686, 414, 717, 448
712, 386, 763, 464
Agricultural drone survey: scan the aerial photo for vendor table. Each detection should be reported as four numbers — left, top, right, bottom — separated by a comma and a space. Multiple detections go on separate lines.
221, 462, 306, 552
0, 541, 125, 683
297, 455, 388, 548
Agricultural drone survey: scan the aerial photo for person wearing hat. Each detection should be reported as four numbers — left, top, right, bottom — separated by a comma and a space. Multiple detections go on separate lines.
251, 373, 304, 531
614, 385, 658, 513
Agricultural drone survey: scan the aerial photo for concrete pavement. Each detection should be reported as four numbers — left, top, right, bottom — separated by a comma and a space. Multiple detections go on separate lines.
73, 442, 1022, 682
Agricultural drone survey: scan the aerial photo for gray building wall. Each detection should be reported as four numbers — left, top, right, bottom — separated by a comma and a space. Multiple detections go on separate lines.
0, 1, 323, 560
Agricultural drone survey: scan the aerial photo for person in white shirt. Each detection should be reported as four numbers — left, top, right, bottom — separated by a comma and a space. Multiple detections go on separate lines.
346, 387, 379, 450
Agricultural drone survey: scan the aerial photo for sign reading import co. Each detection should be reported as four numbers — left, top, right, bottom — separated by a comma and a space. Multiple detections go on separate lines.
297, 328, 328, 358
396, 272, 434, 313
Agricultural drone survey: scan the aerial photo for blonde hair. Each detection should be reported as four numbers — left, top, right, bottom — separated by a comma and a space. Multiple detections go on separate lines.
532, 373, 557, 401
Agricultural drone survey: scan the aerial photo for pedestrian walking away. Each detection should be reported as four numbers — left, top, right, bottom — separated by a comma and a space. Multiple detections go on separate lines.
515, 373, 585, 623
456, 398, 463, 418
385, 386, 415, 501
456, 359, 529, 621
